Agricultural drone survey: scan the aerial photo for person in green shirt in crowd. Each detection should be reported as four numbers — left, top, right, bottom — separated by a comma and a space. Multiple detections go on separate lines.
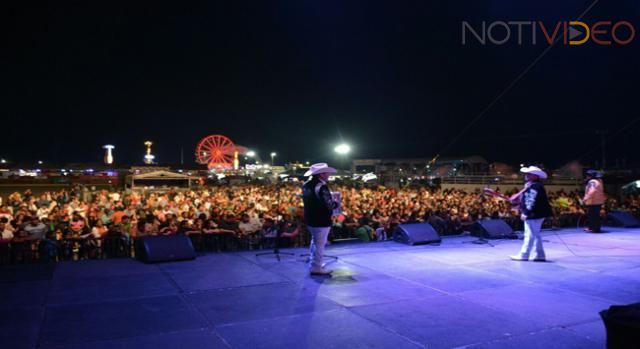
355, 217, 373, 242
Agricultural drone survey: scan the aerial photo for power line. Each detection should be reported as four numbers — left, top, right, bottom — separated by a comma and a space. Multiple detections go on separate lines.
577, 117, 640, 162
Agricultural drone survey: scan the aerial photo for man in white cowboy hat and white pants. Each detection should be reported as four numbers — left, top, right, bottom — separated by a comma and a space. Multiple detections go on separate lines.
510, 166, 553, 262
302, 163, 339, 275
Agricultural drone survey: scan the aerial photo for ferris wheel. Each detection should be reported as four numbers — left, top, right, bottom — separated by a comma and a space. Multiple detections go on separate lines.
195, 134, 237, 170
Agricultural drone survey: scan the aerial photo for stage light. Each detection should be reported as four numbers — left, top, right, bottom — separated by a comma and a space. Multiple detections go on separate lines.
334, 144, 351, 155
247, 151, 256, 157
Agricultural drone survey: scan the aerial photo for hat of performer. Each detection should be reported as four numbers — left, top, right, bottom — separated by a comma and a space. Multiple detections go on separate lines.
520, 166, 548, 179
585, 169, 602, 178
304, 163, 337, 177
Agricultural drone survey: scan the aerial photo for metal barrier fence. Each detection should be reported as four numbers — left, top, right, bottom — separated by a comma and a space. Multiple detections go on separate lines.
0, 231, 312, 265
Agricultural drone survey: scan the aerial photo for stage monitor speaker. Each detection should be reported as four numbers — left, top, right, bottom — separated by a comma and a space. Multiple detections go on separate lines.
141, 235, 196, 263
600, 303, 640, 349
393, 223, 441, 245
607, 211, 640, 228
470, 219, 514, 239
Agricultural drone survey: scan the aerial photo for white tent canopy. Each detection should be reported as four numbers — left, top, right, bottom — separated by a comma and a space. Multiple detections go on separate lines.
128, 170, 193, 189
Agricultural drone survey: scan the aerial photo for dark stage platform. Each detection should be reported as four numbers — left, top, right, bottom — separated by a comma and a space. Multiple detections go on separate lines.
2, 227, 639, 348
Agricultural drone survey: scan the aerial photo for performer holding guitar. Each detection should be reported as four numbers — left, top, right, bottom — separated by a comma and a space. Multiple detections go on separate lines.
483, 166, 553, 262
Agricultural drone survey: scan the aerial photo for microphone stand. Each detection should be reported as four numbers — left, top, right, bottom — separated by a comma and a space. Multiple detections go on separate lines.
256, 223, 295, 261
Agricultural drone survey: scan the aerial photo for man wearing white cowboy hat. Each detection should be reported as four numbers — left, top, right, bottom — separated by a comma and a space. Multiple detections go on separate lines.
582, 169, 605, 233
510, 166, 553, 262
302, 163, 339, 275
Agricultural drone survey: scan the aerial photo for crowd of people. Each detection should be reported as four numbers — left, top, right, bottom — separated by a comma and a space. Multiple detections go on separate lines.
0, 183, 638, 263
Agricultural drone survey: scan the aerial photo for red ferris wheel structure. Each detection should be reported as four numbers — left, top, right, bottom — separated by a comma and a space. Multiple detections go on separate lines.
195, 134, 238, 170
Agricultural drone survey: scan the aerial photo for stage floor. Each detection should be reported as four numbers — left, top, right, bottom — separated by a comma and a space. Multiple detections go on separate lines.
2, 227, 639, 349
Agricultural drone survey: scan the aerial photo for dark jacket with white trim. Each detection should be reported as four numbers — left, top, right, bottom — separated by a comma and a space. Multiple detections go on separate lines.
520, 181, 553, 220
302, 177, 337, 227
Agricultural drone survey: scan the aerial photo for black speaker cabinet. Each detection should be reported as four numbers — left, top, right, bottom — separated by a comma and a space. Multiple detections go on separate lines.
607, 211, 640, 228
393, 223, 441, 245
140, 235, 196, 263
600, 303, 640, 349
470, 219, 514, 239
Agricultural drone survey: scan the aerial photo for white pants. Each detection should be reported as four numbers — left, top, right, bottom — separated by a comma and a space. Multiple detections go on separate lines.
518, 218, 545, 259
308, 226, 330, 269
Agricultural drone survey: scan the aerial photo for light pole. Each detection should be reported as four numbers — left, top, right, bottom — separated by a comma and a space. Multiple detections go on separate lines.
144, 141, 155, 164
334, 143, 351, 170
245, 150, 256, 166
270, 152, 276, 166
102, 144, 115, 165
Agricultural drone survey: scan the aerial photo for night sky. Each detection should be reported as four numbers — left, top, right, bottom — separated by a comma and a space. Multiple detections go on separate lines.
3, 1, 640, 168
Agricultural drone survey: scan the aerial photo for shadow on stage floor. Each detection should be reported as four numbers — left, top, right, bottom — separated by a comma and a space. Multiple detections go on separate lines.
2, 227, 639, 349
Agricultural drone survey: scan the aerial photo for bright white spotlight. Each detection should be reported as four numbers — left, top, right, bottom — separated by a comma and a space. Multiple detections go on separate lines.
334, 144, 351, 155
247, 151, 256, 157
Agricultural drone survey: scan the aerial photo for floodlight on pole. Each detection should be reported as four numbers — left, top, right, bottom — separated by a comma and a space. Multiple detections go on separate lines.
334, 143, 351, 171
102, 144, 115, 165
270, 152, 276, 165
334, 143, 351, 155
144, 141, 155, 164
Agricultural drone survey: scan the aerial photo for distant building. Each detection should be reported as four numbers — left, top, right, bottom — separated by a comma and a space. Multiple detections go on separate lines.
352, 156, 489, 176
